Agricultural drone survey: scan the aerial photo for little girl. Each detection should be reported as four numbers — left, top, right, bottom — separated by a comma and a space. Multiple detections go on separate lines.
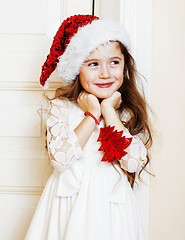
25, 14, 152, 240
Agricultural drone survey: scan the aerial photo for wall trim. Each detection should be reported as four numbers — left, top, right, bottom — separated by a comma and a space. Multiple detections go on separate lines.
0, 186, 44, 195
0, 82, 62, 91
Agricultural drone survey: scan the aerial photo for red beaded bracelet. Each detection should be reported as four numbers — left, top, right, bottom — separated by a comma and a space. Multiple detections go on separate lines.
84, 111, 101, 125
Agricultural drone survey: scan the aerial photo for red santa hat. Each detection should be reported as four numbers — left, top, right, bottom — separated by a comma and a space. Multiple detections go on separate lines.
40, 14, 131, 88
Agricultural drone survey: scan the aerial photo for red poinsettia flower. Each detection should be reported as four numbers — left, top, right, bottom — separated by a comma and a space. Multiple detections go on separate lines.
97, 125, 132, 163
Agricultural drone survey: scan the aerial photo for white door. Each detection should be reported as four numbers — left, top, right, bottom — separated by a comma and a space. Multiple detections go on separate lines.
0, 0, 152, 239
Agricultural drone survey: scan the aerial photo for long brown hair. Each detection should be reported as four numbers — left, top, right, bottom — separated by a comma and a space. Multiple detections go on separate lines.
117, 42, 153, 187
53, 41, 153, 188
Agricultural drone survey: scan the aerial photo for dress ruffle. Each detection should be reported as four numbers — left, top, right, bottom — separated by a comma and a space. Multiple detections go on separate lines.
26, 163, 146, 240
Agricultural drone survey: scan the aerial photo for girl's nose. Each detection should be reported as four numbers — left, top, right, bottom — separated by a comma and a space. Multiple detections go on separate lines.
99, 66, 111, 79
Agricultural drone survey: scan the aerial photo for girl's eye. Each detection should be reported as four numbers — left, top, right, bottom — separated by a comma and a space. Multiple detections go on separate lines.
88, 62, 99, 67
110, 60, 120, 65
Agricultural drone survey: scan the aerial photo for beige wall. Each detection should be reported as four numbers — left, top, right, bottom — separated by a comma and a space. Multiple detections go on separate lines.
149, 0, 185, 239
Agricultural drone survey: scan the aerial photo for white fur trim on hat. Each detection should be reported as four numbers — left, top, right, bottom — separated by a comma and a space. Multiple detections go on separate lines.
57, 19, 131, 84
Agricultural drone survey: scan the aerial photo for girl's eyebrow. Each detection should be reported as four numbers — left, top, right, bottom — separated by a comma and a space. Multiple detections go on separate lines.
109, 56, 123, 60
85, 56, 123, 63
84, 58, 99, 63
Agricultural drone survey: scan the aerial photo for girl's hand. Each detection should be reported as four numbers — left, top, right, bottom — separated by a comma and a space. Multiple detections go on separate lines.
77, 91, 101, 119
101, 91, 122, 115
100, 91, 123, 128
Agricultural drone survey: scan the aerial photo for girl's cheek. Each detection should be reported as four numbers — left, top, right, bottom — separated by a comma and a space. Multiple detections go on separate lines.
114, 71, 123, 80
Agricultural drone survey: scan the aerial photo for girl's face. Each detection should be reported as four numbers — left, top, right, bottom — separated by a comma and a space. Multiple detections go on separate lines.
79, 41, 124, 99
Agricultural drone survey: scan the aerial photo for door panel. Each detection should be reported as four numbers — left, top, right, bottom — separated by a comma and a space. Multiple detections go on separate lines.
0, 0, 92, 239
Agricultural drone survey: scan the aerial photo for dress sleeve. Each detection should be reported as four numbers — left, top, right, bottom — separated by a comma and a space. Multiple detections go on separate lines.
47, 100, 82, 172
119, 128, 147, 173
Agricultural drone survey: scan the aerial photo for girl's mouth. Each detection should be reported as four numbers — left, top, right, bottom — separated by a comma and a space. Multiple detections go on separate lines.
95, 83, 113, 88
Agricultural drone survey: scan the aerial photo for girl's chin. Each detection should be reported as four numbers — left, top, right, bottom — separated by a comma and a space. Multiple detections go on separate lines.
96, 94, 112, 99
88, 89, 115, 99
95, 91, 113, 99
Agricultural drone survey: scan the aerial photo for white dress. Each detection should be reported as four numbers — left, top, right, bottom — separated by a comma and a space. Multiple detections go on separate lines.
25, 98, 147, 240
